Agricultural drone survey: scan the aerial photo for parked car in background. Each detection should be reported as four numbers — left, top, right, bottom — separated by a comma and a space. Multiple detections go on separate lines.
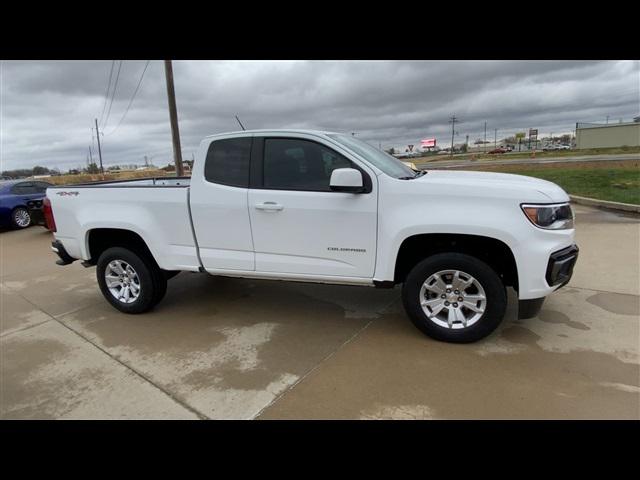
543, 144, 571, 151
0, 180, 52, 229
487, 147, 507, 154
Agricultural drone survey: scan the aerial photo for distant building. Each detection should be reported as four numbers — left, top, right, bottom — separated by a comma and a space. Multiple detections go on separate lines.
575, 121, 640, 149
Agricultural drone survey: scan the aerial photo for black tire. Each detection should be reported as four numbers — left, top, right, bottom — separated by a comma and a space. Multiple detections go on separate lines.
96, 247, 167, 314
401, 253, 507, 343
11, 207, 31, 229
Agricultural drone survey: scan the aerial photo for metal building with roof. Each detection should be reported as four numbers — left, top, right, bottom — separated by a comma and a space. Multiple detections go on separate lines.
575, 121, 640, 149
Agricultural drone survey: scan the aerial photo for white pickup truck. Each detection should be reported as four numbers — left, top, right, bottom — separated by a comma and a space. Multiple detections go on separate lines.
45, 129, 579, 343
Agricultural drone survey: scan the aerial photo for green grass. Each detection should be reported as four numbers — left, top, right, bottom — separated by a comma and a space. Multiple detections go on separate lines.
498, 167, 640, 205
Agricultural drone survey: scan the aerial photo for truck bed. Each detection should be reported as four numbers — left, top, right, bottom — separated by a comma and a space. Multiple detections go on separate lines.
47, 177, 200, 271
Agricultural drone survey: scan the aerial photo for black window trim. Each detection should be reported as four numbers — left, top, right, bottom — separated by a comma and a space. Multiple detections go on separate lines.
250, 136, 373, 194
203, 136, 254, 189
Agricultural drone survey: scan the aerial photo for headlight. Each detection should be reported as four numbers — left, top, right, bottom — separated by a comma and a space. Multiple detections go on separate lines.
521, 203, 574, 230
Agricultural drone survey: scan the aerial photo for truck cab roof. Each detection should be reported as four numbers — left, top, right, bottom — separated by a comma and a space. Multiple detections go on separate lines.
203, 129, 340, 139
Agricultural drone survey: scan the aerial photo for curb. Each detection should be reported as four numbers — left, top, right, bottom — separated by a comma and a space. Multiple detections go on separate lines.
569, 195, 640, 214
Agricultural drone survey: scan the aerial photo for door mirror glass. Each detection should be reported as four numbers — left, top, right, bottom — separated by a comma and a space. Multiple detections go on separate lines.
329, 168, 364, 193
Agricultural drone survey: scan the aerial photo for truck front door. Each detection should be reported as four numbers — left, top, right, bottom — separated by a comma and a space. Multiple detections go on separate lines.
247, 136, 377, 278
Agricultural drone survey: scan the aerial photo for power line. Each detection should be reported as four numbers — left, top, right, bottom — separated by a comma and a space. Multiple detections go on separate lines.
106, 60, 151, 135
98, 61, 115, 127
101, 60, 122, 130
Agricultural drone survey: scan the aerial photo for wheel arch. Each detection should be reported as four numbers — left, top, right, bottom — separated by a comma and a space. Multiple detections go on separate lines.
394, 233, 519, 291
85, 228, 159, 268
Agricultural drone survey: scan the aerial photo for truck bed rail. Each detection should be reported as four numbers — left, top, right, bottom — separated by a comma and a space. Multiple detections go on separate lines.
47, 176, 191, 188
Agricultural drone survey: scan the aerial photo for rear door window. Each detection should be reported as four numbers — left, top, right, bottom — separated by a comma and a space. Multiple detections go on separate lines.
204, 137, 252, 188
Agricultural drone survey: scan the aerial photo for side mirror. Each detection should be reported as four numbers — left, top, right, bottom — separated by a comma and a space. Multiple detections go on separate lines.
329, 168, 364, 193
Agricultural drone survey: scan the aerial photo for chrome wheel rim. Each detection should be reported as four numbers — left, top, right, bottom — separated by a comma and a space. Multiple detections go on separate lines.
420, 269, 487, 329
14, 209, 31, 227
105, 260, 141, 304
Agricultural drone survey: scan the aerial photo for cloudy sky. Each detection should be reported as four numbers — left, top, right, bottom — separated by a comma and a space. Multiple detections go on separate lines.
1, 60, 638, 171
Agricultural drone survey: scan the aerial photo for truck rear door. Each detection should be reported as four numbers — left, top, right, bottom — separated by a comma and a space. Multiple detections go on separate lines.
189, 135, 255, 271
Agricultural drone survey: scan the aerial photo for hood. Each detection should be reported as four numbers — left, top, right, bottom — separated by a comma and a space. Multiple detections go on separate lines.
418, 169, 570, 203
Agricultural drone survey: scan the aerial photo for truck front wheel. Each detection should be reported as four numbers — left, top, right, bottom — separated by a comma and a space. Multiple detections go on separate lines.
96, 247, 167, 314
402, 253, 507, 343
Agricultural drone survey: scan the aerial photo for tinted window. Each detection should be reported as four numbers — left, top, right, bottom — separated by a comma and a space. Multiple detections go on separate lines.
204, 137, 252, 187
11, 182, 36, 195
34, 182, 51, 193
263, 138, 354, 191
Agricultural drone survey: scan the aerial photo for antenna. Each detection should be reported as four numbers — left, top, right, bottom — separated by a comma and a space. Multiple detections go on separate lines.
235, 115, 246, 131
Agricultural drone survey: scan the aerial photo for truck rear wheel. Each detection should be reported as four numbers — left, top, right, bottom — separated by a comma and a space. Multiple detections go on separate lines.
96, 247, 167, 314
402, 253, 507, 343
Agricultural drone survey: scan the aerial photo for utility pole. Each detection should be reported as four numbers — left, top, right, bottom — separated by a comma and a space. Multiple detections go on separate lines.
164, 60, 185, 176
606, 116, 609, 124
94, 118, 104, 174
494, 128, 497, 149
483, 121, 487, 153
449, 115, 459, 157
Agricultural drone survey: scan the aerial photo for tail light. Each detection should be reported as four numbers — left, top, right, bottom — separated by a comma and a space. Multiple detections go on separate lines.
43, 196, 57, 232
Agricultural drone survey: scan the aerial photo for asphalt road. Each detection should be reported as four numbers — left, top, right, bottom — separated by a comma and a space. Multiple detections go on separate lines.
1, 205, 638, 419
415, 153, 640, 169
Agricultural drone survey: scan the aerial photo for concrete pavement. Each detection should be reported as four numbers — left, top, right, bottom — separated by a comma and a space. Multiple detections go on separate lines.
1, 205, 638, 419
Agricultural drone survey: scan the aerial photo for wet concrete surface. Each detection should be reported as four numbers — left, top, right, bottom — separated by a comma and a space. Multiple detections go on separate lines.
1, 205, 638, 419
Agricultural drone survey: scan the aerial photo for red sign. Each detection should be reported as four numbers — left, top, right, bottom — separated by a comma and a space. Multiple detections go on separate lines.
421, 138, 436, 148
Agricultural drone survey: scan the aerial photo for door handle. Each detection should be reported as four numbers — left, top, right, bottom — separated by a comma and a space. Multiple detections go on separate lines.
255, 201, 284, 211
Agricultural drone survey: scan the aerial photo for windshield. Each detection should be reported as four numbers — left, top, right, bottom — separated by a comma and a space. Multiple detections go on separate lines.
327, 133, 416, 179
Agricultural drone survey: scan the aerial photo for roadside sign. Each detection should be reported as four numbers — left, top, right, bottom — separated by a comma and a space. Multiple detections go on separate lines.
408, 145, 414, 152
529, 129, 538, 137
421, 138, 436, 148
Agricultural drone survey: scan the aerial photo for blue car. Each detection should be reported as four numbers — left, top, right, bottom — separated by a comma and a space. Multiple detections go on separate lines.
0, 180, 52, 229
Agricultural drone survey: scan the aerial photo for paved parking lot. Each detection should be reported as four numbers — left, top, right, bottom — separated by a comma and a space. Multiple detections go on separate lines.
1, 204, 638, 419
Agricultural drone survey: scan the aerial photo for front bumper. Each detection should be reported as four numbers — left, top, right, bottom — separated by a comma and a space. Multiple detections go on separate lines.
518, 243, 579, 320
546, 244, 579, 288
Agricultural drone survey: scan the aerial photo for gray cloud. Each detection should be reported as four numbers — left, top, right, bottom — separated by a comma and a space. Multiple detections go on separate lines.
1, 60, 638, 171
